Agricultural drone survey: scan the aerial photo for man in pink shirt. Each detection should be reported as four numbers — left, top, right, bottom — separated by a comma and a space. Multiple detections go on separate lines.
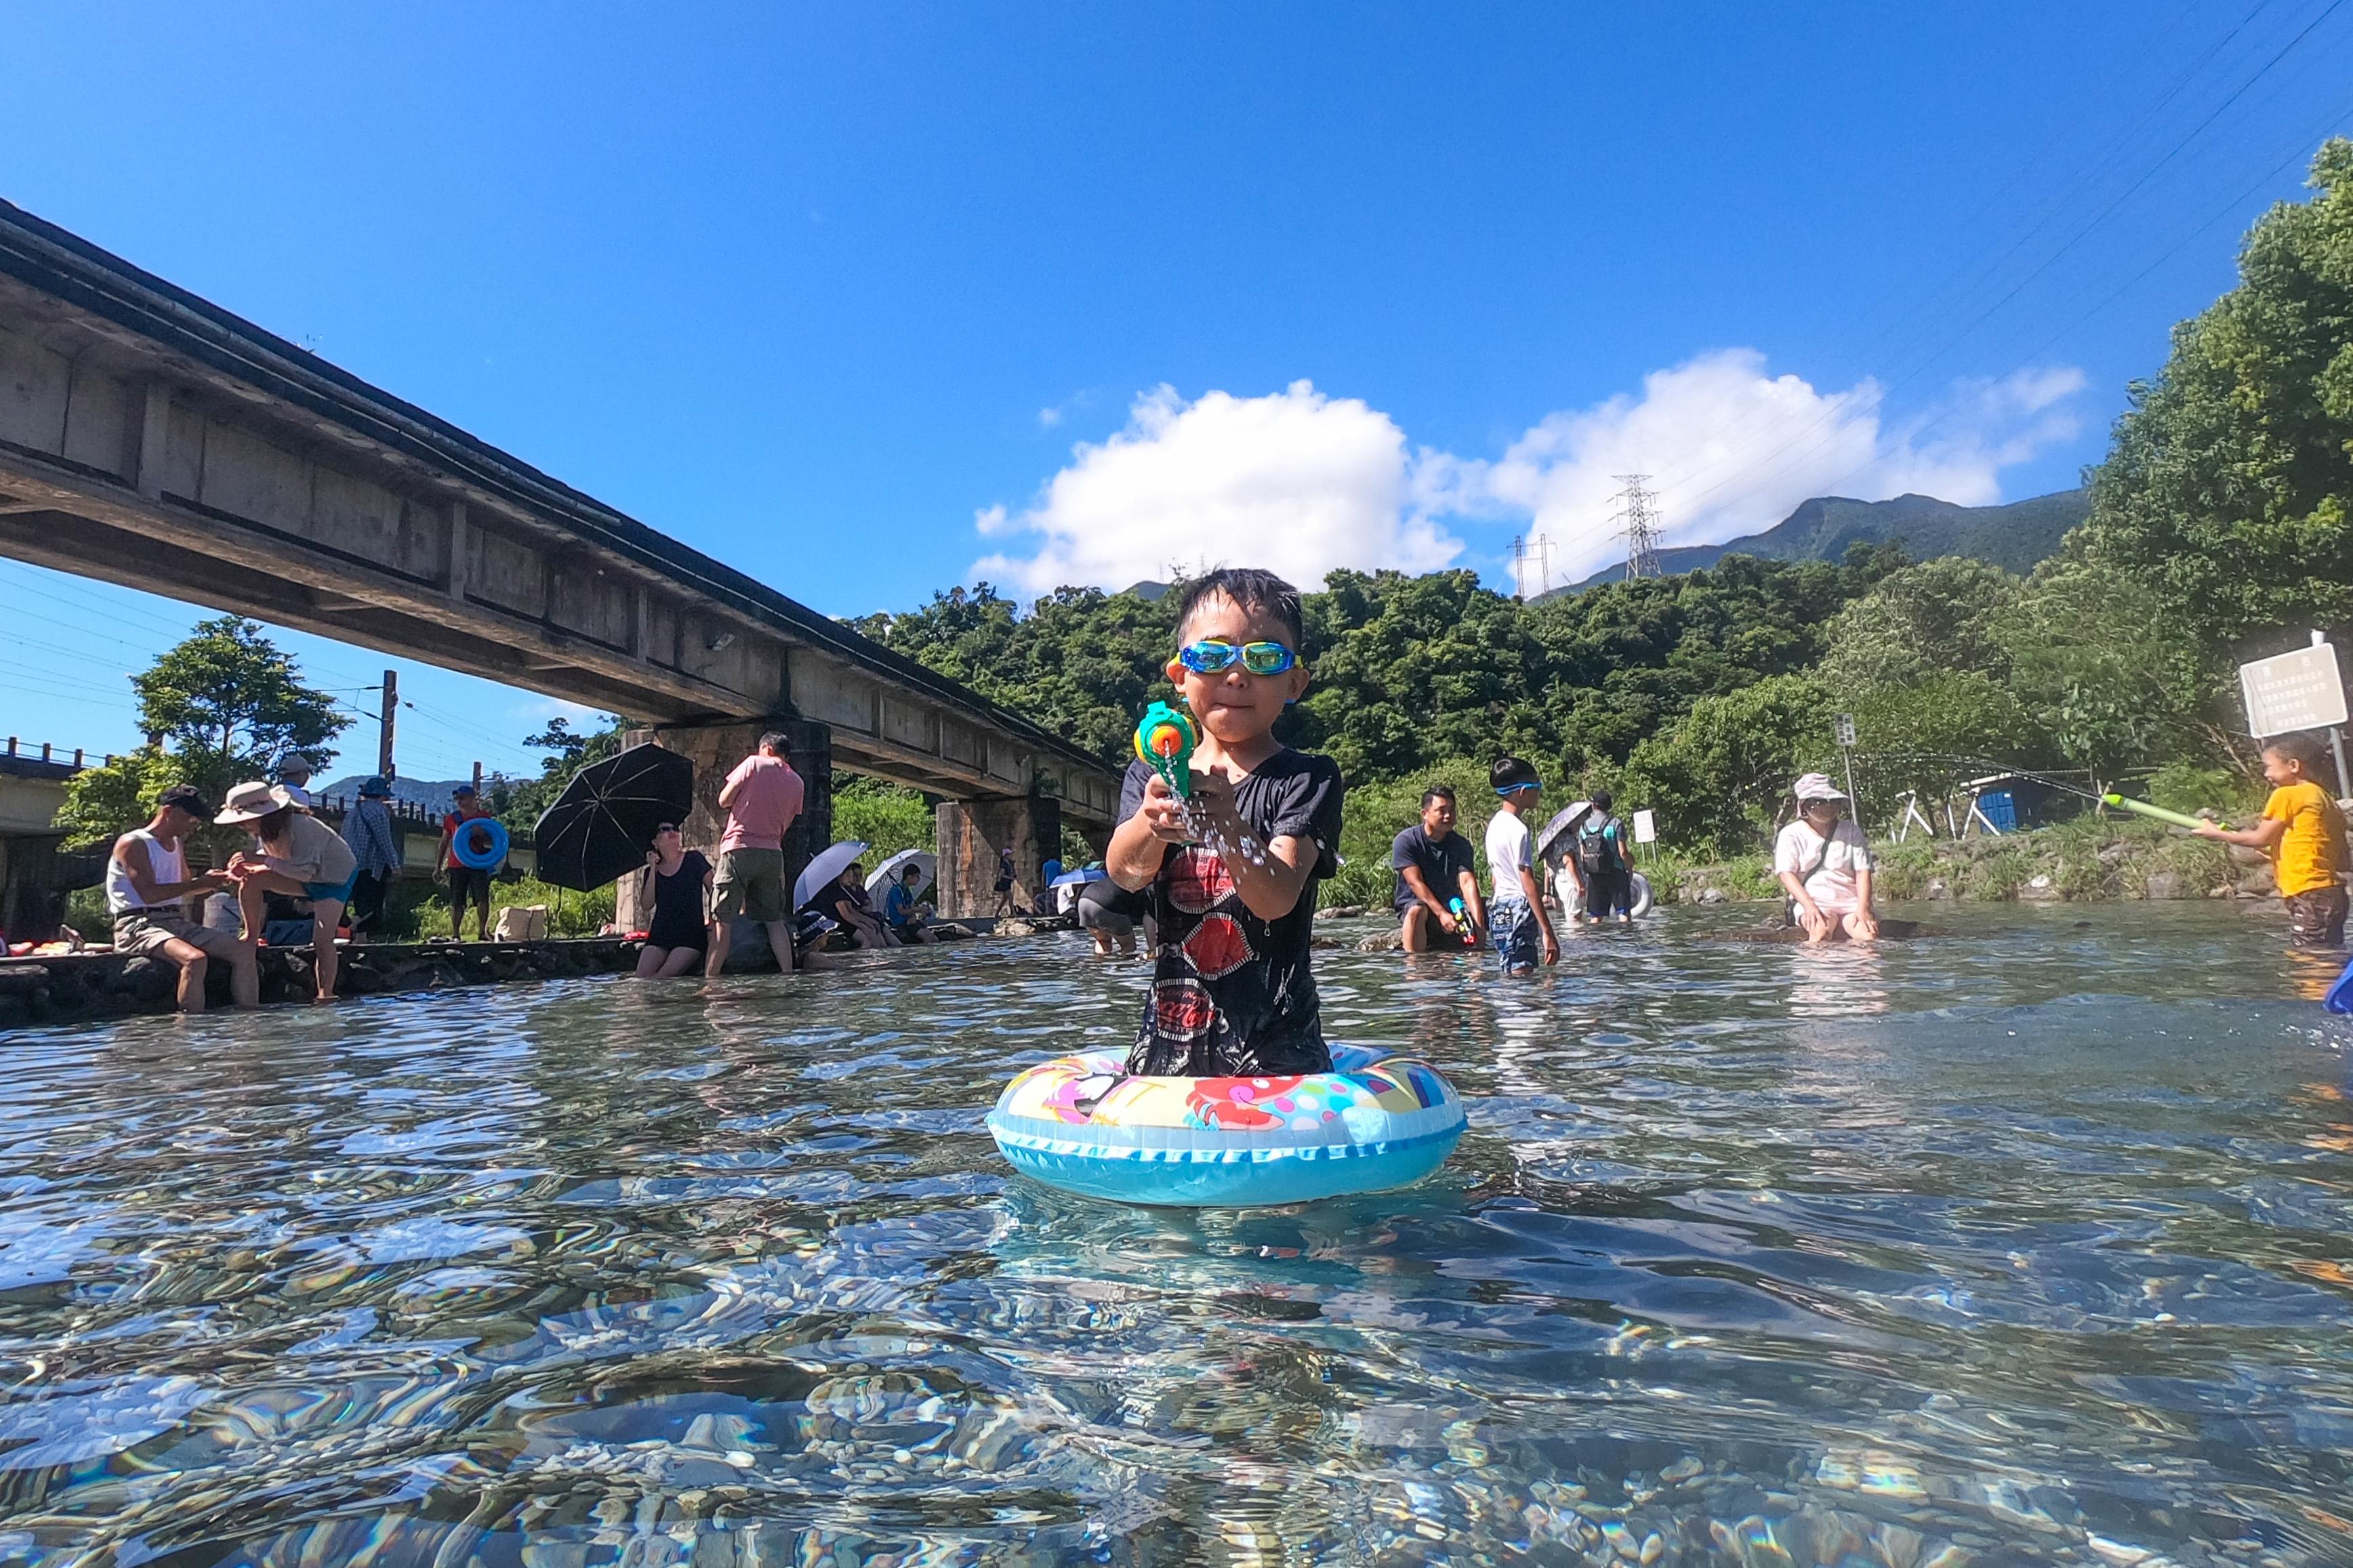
706, 730, 804, 976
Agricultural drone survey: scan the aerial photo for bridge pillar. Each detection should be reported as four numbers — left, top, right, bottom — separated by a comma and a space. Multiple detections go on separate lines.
615, 720, 832, 937
936, 794, 1059, 920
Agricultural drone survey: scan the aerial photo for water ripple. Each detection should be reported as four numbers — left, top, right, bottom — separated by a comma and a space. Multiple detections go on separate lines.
2, 902, 2351, 1563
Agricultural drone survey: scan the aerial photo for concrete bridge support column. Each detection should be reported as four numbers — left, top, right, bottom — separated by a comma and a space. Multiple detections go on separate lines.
936, 795, 1060, 920
615, 719, 832, 934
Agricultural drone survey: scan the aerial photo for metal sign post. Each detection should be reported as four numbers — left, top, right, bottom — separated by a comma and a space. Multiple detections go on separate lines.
1834, 712, 1860, 817
2239, 633, 2352, 799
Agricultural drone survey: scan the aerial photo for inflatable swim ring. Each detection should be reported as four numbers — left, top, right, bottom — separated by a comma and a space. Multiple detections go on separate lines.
1627, 870, 1654, 917
451, 817, 510, 871
986, 1044, 1466, 1207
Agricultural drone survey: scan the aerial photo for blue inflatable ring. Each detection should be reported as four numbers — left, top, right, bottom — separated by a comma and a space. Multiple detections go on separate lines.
451, 816, 510, 871
987, 1043, 1466, 1207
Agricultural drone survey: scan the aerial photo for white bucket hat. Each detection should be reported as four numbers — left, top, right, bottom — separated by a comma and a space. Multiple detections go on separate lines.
1794, 772, 1849, 803
216, 780, 298, 824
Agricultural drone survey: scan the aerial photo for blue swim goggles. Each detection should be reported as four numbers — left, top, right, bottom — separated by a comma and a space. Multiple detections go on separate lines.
1179, 639, 1298, 676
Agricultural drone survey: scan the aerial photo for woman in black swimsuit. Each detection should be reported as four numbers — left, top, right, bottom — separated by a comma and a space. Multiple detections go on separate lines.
635, 823, 714, 978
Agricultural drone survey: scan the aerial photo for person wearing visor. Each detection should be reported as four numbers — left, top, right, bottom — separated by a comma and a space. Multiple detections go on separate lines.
1775, 772, 1881, 942
1106, 567, 1344, 1077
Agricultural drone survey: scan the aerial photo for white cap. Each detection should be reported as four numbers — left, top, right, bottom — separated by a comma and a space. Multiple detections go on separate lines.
1794, 772, 1849, 802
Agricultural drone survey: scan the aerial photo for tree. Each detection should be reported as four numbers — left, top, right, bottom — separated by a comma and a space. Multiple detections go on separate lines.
132, 616, 348, 798
1847, 672, 2041, 810
1996, 557, 2228, 779
54, 747, 185, 848
1619, 674, 1837, 855
2077, 138, 2353, 656
1815, 556, 2021, 695
501, 714, 631, 829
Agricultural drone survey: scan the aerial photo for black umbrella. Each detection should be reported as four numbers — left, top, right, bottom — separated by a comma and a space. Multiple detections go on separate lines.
533, 743, 695, 891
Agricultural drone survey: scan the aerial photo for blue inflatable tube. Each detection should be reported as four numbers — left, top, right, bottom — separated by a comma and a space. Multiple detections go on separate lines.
451, 817, 510, 870
987, 1043, 1467, 1207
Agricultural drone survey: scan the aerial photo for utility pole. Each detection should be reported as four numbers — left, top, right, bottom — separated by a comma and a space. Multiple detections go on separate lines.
472, 760, 483, 796
1532, 533, 1553, 597
1509, 534, 1528, 600
375, 669, 397, 779
1610, 474, 1662, 579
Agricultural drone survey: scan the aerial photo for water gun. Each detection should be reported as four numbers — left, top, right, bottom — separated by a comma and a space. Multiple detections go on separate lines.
1134, 701, 1200, 799
1447, 896, 1478, 945
2102, 793, 2232, 833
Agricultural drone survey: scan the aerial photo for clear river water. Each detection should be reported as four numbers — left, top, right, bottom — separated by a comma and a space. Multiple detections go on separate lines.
3, 903, 2352, 1567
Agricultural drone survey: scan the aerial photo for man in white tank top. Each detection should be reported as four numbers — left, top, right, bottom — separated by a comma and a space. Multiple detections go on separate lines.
108, 785, 259, 1012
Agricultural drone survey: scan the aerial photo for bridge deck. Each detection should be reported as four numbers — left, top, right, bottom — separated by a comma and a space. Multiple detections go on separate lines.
0, 199, 1118, 825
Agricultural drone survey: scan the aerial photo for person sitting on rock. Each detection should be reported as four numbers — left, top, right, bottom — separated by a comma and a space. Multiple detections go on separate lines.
106, 784, 257, 1012
1775, 773, 1880, 943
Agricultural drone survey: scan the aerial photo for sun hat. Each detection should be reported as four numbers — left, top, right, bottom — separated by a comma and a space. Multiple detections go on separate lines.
216, 780, 298, 824
275, 753, 315, 777
1794, 772, 1849, 802
157, 783, 214, 820
358, 776, 393, 798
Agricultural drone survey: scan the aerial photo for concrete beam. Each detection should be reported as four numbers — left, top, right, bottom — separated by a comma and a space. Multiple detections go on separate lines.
0, 202, 1123, 826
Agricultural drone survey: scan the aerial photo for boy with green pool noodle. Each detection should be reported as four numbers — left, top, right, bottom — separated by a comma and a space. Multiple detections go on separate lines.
1105, 568, 1345, 1077
2191, 731, 2348, 949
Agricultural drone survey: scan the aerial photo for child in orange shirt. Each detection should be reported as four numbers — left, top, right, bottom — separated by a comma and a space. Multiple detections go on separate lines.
2197, 732, 2348, 948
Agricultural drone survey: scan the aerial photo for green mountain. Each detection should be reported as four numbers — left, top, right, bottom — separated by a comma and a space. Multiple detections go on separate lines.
1549, 488, 2089, 596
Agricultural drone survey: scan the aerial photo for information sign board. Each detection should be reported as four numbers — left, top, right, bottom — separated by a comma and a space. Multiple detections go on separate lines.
2240, 641, 2347, 737
1835, 712, 1857, 748
1632, 808, 1657, 844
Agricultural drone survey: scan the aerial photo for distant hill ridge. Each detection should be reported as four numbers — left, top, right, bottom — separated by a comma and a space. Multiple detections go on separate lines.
1544, 488, 2089, 597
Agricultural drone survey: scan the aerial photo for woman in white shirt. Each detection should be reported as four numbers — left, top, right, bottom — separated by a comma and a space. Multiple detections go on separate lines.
1774, 773, 1881, 943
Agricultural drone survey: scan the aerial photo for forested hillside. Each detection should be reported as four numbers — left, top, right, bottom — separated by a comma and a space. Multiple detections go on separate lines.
1553, 488, 2088, 594
856, 141, 2352, 869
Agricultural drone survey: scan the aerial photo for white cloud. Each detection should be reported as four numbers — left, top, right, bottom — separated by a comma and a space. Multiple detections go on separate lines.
1474, 350, 2088, 582
974, 381, 1462, 596
973, 354, 2087, 596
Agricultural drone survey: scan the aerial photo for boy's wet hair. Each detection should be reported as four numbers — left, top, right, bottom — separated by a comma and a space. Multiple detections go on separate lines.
2264, 731, 2329, 772
1490, 756, 1541, 793
1173, 568, 1305, 646
758, 730, 790, 755
1591, 788, 1614, 812
1420, 784, 1456, 809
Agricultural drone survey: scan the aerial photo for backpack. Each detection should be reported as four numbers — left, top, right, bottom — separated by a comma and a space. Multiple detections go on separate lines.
1577, 817, 1620, 875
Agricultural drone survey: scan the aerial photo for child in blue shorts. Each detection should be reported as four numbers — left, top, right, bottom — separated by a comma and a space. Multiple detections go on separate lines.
1483, 756, 1559, 976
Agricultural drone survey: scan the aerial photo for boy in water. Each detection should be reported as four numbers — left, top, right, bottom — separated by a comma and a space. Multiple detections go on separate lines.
2196, 732, 2348, 948
1485, 757, 1560, 976
1105, 569, 1345, 1076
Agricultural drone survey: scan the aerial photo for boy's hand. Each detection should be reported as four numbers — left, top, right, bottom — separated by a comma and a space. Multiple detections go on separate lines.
1541, 932, 1559, 965
1191, 766, 1242, 830
2192, 821, 2226, 840
1137, 775, 1191, 844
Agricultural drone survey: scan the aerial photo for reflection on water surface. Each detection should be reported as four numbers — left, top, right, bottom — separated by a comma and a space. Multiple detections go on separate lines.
3, 903, 2351, 1565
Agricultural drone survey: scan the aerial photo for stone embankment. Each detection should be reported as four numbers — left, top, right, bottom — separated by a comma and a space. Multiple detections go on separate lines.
0, 940, 642, 1029
0, 919, 1021, 1030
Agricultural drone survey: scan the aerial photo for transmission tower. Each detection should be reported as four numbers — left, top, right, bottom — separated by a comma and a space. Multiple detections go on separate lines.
1610, 474, 1662, 579
1509, 533, 1557, 600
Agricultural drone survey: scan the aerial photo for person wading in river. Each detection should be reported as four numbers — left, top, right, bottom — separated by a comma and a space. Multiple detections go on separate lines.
706, 732, 803, 976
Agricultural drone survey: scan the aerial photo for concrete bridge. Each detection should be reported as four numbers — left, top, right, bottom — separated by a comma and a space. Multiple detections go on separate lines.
0, 200, 1118, 915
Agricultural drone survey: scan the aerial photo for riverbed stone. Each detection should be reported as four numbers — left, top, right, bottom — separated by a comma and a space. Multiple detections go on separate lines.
2143, 871, 2188, 900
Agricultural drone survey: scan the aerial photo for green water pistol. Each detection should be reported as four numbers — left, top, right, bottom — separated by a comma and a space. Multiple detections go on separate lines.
1134, 701, 1200, 798
2102, 793, 2232, 832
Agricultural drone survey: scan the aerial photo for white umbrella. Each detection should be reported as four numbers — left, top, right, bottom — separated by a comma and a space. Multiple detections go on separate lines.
1535, 801, 1595, 867
866, 848, 936, 899
794, 840, 869, 911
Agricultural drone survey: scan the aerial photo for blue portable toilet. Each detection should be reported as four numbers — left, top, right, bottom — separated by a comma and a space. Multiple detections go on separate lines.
1980, 788, 2018, 832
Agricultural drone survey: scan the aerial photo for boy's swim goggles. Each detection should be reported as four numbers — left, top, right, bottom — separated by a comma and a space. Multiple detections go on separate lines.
1179, 639, 1298, 676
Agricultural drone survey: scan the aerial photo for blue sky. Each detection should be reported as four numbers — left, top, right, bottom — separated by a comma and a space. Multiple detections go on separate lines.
3, 3, 2350, 780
